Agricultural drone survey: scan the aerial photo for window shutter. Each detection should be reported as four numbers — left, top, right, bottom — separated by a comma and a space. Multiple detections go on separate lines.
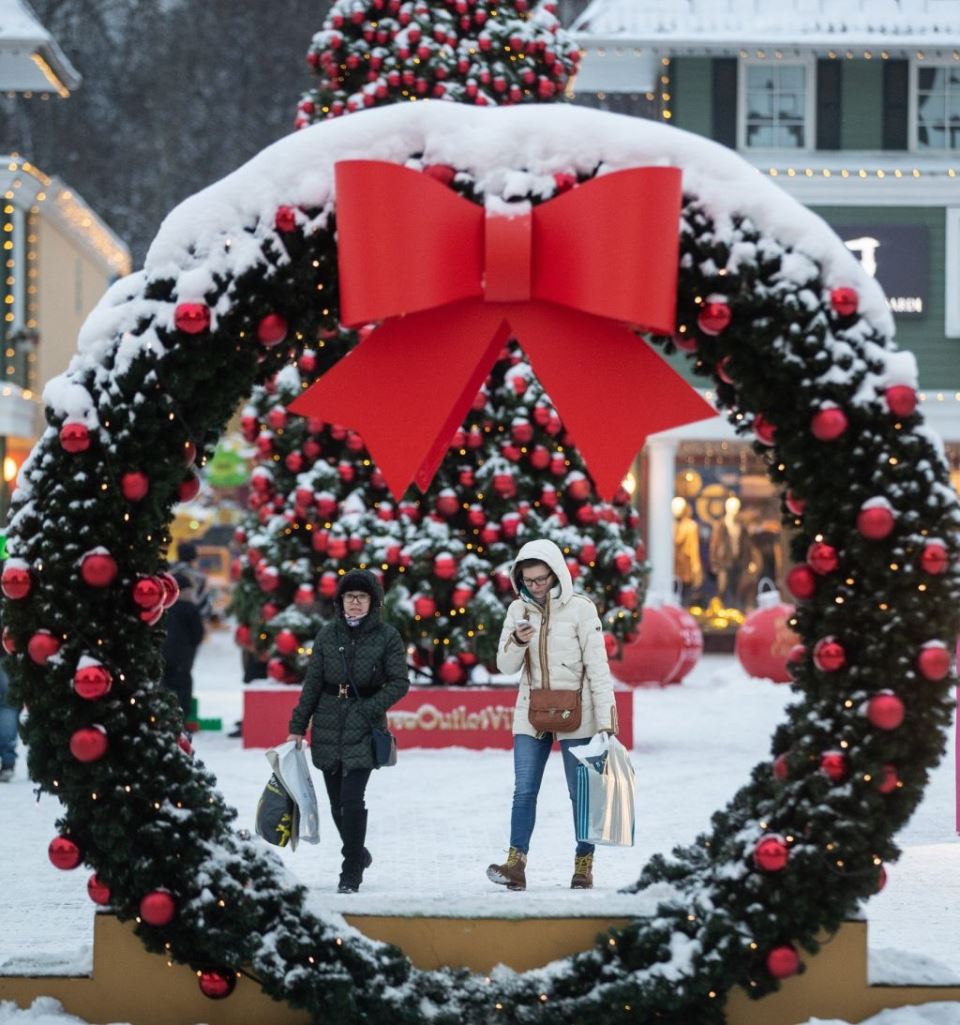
882, 59, 909, 150
816, 60, 842, 150
712, 58, 737, 148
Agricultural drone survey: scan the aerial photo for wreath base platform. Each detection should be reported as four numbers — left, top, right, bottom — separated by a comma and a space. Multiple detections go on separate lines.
2, 914, 960, 1025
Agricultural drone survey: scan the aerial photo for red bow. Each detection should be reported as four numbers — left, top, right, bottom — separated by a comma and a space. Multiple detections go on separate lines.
289, 160, 715, 499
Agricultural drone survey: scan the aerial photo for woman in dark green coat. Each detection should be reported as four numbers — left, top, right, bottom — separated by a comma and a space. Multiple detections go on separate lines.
287, 569, 409, 892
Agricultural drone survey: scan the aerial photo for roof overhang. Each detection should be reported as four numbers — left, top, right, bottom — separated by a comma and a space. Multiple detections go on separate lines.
0, 0, 80, 96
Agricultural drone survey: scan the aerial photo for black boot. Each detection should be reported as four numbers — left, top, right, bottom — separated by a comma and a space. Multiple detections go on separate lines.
333, 807, 372, 879
338, 806, 368, 893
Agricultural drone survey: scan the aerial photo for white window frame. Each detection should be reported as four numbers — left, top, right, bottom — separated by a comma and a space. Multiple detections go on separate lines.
737, 56, 817, 154
909, 59, 960, 153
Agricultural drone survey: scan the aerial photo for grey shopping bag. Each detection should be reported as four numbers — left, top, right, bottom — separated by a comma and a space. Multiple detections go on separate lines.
256, 741, 320, 850
573, 734, 636, 847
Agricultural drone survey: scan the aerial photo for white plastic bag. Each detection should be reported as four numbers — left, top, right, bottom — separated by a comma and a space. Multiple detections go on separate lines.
572, 734, 636, 847
257, 741, 320, 850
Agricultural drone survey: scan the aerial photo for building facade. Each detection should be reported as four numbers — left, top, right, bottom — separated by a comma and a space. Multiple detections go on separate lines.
572, 0, 960, 637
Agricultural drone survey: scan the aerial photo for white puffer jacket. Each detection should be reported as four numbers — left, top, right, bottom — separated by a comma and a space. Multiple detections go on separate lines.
497, 538, 617, 739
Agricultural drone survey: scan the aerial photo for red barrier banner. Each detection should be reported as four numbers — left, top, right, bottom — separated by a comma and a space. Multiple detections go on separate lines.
243, 686, 634, 751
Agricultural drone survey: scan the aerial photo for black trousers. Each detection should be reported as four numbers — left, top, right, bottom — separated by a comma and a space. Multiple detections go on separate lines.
162, 664, 193, 721
322, 767, 371, 828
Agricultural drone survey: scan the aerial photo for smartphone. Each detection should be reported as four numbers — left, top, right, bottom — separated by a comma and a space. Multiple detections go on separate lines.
517, 619, 532, 628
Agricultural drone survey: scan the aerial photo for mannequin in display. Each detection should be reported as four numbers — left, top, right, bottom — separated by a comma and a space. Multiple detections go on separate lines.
709, 494, 743, 606
672, 496, 703, 604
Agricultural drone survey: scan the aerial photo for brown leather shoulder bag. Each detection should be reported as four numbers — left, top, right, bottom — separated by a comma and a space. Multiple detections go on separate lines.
524, 648, 583, 733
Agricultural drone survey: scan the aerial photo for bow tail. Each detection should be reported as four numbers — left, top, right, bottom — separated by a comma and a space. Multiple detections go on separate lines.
289, 300, 509, 500
510, 302, 717, 500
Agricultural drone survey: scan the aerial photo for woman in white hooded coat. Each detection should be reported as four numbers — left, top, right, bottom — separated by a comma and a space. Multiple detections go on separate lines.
486, 538, 617, 891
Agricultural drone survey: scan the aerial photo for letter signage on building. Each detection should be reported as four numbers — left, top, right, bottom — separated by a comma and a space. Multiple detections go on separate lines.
835, 224, 929, 318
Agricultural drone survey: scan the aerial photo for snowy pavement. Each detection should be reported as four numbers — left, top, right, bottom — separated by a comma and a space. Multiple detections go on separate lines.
1, 626, 959, 987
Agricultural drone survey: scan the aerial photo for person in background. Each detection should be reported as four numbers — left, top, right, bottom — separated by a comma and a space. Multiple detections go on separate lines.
0, 656, 18, 782
171, 540, 214, 623
161, 573, 205, 729
287, 570, 409, 894
487, 538, 617, 892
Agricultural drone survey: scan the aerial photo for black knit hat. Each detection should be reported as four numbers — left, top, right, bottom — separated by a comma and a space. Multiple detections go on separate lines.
336, 569, 384, 607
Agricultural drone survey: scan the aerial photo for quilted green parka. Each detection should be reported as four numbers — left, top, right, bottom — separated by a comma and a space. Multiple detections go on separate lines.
289, 571, 409, 772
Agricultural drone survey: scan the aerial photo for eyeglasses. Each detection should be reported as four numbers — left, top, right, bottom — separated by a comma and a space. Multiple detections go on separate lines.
522, 573, 553, 588
343, 593, 371, 604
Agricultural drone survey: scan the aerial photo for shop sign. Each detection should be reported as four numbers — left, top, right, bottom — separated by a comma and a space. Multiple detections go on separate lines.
835, 224, 928, 317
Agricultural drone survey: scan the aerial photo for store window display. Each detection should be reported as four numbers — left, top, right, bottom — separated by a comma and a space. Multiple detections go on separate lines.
708, 494, 744, 607
672, 496, 703, 604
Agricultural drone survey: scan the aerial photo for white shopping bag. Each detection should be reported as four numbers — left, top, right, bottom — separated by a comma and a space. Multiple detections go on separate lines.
261, 741, 320, 850
572, 734, 636, 847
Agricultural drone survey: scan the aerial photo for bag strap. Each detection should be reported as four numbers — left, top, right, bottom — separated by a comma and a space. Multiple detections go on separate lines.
523, 639, 586, 694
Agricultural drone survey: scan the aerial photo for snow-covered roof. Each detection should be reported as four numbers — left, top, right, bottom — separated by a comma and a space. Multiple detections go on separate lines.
0, 0, 80, 95
573, 0, 960, 51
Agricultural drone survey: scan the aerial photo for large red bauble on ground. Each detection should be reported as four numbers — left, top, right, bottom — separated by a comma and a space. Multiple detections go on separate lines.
659, 603, 703, 684
735, 588, 798, 683
609, 605, 683, 686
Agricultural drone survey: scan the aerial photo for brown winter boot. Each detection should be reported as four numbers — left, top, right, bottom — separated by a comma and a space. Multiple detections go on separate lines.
571, 852, 594, 889
486, 847, 527, 890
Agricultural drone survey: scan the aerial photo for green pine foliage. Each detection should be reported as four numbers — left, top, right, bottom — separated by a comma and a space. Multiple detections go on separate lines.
295, 0, 580, 121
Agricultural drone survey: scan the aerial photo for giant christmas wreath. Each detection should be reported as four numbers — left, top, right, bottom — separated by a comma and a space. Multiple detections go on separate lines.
4, 103, 959, 1024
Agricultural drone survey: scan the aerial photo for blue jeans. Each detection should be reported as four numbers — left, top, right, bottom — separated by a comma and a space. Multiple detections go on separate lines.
0, 664, 18, 770
510, 733, 594, 857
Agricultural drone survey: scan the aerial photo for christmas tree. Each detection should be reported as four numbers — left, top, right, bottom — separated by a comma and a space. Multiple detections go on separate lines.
295, 0, 581, 120
230, 2, 650, 684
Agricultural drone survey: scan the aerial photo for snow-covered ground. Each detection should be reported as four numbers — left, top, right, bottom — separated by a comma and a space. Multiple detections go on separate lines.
1, 625, 959, 990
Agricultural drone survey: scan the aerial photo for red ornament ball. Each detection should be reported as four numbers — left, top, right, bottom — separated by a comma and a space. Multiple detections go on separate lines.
178, 473, 201, 502
812, 637, 846, 672
820, 750, 847, 782
753, 835, 789, 872
158, 572, 180, 609
121, 471, 149, 501
274, 629, 299, 656
811, 407, 848, 441
81, 550, 118, 588
198, 969, 237, 1000
87, 874, 111, 906
436, 491, 459, 517
885, 385, 917, 417
614, 552, 633, 574
274, 205, 297, 232
174, 302, 211, 334
59, 422, 91, 454
70, 725, 109, 763
567, 476, 590, 501
140, 890, 176, 927
867, 692, 905, 731
857, 503, 895, 540
716, 355, 735, 384
439, 658, 465, 684
423, 163, 456, 185
672, 332, 698, 353
178, 732, 194, 755
920, 542, 949, 575
434, 554, 458, 579
1, 563, 31, 600
917, 643, 951, 681
234, 624, 251, 648
697, 300, 732, 335
73, 660, 112, 701
318, 573, 338, 599
830, 287, 859, 317
784, 490, 806, 516
753, 414, 776, 446
735, 599, 798, 683
28, 630, 60, 666
786, 565, 817, 600
133, 576, 165, 610
877, 764, 899, 794
807, 541, 839, 576
609, 607, 683, 686
48, 836, 82, 870
257, 313, 288, 348
1, 627, 15, 654
773, 753, 789, 781
414, 595, 437, 618
766, 945, 800, 979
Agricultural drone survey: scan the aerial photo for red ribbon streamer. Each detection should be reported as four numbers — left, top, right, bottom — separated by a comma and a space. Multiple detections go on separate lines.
289, 160, 716, 499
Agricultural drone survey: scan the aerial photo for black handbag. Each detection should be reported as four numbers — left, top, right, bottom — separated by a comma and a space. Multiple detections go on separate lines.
340, 648, 398, 769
